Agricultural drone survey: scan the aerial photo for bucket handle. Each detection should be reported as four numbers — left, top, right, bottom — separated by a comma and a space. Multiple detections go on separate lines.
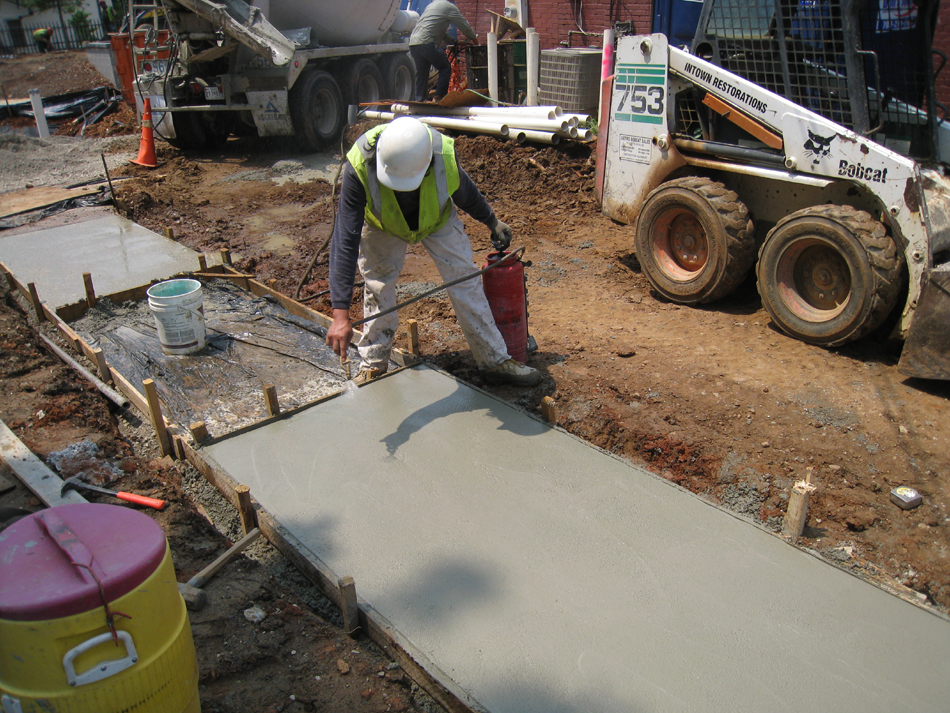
63, 630, 138, 687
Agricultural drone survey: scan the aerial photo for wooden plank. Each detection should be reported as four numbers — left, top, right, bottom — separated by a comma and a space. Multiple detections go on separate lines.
339, 576, 360, 636
407, 319, 420, 355
82, 272, 97, 308
189, 421, 209, 444
0, 420, 87, 506
112, 369, 149, 414
702, 93, 784, 150
263, 384, 280, 417
0, 184, 105, 219
143, 378, 173, 457
187, 528, 261, 588
92, 348, 110, 383
540, 396, 557, 425
27, 282, 44, 322
235, 483, 256, 534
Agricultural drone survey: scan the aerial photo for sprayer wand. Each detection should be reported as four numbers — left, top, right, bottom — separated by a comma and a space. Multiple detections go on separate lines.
349, 247, 525, 328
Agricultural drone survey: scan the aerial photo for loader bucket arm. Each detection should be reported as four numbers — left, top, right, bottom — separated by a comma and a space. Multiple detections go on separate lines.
169, 0, 295, 65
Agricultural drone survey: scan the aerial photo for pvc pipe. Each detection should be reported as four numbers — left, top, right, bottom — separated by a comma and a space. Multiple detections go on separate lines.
363, 110, 510, 138
503, 117, 570, 132
565, 113, 592, 125
527, 28, 540, 106
575, 128, 592, 141
38, 333, 130, 409
602, 28, 615, 81
517, 129, 561, 145
392, 104, 563, 121
29, 89, 49, 138
487, 32, 499, 104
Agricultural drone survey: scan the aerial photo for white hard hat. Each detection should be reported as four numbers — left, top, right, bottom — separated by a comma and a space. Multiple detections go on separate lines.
376, 117, 433, 192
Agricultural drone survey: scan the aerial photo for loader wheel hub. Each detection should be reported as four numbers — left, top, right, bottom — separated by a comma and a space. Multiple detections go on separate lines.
787, 242, 851, 314
659, 211, 708, 276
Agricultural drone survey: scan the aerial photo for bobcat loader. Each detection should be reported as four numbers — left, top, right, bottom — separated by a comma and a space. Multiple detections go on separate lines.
597, 0, 950, 380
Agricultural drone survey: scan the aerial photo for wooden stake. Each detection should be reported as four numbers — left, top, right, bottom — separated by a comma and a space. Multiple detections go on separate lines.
406, 319, 419, 355
92, 347, 110, 383
540, 396, 557, 425
198, 254, 208, 271
27, 282, 44, 322
189, 421, 209, 444
220, 248, 232, 266
235, 484, 256, 534
339, 576, 360, 637
783, 477, 817, 539
3, 270, 15, 291
143, 378, 173, 457
82, 273, 96, 308
165, 227, 175, 240
263, 384, 280, 417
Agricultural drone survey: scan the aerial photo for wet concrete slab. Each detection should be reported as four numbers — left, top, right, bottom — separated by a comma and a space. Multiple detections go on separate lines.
0, 214, 199, 309
204, 365, 950, 713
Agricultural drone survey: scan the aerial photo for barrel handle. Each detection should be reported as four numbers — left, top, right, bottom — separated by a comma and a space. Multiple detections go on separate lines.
63, 630, 138, 687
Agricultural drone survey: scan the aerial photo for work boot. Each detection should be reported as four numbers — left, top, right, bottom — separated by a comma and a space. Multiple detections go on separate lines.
481, 359, 542, 387
353, 366, 387, 385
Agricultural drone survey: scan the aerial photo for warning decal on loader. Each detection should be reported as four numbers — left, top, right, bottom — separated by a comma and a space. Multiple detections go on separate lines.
614, 63, 666, 125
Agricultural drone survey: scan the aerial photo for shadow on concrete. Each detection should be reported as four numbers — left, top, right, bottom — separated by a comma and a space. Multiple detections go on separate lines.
380, 379, 549, 456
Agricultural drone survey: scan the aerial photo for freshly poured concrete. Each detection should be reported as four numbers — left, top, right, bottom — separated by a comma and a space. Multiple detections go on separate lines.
205, 366, 950, 713
0, 215, 199, 308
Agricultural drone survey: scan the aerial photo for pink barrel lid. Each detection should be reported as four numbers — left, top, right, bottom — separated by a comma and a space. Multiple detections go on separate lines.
0, 503, 168, 621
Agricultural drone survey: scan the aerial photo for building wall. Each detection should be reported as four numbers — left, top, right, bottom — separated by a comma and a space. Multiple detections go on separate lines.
453, 0, 652, 50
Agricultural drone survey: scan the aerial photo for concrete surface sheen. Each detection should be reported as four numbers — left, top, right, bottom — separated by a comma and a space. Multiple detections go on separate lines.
0, 215, 199, 308
205, 366, 950, 713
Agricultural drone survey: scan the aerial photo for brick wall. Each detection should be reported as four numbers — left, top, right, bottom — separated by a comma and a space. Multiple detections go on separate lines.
453, 0, 652, 50
935, 1, 950, 114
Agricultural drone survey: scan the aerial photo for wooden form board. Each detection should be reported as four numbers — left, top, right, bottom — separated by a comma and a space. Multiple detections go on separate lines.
0, 420, 87, 507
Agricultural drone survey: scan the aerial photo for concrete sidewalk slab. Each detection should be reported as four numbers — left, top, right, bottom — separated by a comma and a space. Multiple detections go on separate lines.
0, 214, 199, 309
204, 365, 950, 713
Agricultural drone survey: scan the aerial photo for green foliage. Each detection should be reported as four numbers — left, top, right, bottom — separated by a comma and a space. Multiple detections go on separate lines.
580, 118, 598, 136
69, 8, 93, 42
20, 0, 85, 15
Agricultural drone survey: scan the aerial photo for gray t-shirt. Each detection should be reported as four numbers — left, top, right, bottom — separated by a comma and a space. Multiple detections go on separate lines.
409, 1, 476, 46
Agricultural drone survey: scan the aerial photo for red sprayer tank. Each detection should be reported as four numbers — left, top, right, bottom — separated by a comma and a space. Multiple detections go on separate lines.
482, 251, 529, 363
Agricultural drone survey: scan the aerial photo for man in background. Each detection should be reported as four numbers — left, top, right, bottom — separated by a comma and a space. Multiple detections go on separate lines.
33, 27, 54, 53
409, 1, 477, 102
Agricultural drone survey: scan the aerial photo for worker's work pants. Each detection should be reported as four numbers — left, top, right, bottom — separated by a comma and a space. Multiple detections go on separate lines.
410, 42, 451, 101
356, 208, 510, 371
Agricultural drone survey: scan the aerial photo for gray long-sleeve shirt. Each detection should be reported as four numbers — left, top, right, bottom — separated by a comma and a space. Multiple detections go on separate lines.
409, 0, 476, 45
328, 159, 495, 310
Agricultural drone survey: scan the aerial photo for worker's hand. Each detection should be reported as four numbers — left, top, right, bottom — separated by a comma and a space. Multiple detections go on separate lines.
488, 216, 512, 251
326, 308, 354, 356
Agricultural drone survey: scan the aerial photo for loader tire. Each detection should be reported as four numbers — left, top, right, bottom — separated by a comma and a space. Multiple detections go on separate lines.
756, 205, 904, 347
343, 58, 384, 106
290, 68, 344, 152
634, 177, 756, 304
381, 52, 415, 102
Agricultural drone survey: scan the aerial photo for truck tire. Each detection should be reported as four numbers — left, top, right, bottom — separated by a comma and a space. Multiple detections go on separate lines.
343, 58, 384, 106
381, 53, 415, 101
634, 177, 755, 304
168, 110, 232, 150
290, 68, 344, 151
756, 205, 904, 347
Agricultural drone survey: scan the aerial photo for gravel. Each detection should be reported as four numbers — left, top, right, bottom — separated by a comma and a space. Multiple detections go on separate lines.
0, 133, 137, 193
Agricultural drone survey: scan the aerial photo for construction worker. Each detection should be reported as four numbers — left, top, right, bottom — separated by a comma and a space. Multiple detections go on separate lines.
409, 0, 477, 102
325, 117, 542, 388
98, 0, 117, 35
33, 27, 54, 53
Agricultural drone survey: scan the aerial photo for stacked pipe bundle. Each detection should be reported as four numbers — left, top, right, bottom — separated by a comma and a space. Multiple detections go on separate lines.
361, 104, 593, 145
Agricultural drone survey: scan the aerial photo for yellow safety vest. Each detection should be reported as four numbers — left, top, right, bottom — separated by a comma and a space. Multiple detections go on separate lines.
347, 124, 460, 244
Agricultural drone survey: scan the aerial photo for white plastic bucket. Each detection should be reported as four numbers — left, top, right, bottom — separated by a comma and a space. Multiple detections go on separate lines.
146, 279, 206, 355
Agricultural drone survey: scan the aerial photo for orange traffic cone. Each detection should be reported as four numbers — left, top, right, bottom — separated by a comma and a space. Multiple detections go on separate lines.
131, 98, 158, 167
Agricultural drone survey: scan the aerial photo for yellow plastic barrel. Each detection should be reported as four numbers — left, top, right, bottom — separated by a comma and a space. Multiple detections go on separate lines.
0, 504, 200, 713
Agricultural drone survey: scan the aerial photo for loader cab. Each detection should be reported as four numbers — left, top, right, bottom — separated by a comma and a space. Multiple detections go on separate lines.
691, 0, 940, 161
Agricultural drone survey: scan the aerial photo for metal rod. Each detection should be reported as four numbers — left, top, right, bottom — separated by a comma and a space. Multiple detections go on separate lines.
351, 248, 525, 328
100, 153, 117, 200
673, 138, 786, 166
37, 333, 130, 409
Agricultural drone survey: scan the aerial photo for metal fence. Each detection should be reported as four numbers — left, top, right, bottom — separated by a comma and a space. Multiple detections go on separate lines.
0, 21, 113, 57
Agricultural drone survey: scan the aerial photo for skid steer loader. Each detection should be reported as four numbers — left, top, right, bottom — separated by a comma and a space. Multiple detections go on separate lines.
597, 0, 950, 380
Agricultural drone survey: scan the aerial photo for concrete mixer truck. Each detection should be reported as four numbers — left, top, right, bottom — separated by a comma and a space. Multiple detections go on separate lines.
131, 0, 419, 150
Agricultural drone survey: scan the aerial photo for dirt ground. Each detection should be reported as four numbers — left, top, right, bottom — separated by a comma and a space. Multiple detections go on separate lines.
2, 50, 950, 710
